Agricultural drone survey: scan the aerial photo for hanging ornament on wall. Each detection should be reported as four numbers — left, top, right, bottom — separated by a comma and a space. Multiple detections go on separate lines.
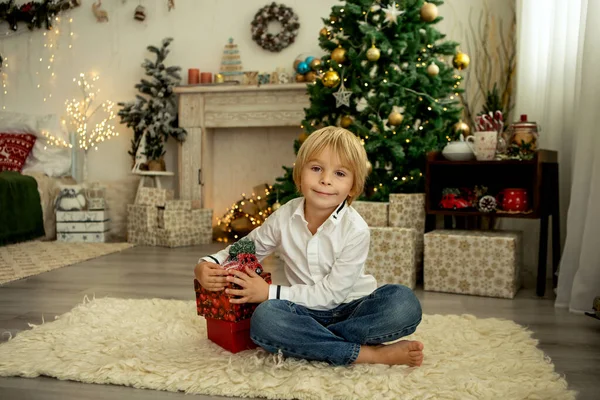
322, 69, 341, 88
167, 0, 175, 11
366, 44, 381, 62
134, 5, 147, 21
427, 62, 440, 76
92, 0, 109, 22
453, 51, 470, 70
331, 46, 347, 63
420, 2, 438, 23
333, 81, 352, 106
388, 106, 405, 126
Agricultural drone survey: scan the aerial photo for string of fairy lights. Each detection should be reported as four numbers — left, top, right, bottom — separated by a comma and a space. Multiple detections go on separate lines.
1, 12, 76, 110
43, 72, 117, 152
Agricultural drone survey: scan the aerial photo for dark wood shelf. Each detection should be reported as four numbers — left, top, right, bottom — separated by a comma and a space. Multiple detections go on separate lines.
425, 149, 561, 297
428, 209, 539, 219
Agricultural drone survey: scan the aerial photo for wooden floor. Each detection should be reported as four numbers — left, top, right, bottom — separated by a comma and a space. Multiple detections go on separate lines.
0, 244, 598, 400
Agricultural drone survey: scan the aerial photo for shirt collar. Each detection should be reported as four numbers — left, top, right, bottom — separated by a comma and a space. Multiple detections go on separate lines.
292, 197, 348, 225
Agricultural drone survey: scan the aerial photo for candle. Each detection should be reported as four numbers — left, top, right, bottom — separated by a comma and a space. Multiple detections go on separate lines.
200, 72, 213, 84
215, 73, 225, 83
188, 68, 200, 85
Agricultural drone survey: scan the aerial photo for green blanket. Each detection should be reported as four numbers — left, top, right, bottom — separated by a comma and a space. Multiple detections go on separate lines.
0, 171, 45, 246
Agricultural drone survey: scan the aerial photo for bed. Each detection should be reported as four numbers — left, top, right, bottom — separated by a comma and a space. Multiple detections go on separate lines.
0, 111, 74, 245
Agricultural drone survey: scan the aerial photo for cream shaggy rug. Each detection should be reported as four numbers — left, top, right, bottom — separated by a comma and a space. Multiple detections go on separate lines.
0, 241, 134, 284
0, 298, 575, 400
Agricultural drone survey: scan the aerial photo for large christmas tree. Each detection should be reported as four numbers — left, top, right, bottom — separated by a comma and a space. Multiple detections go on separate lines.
118, 38, 187, 166
271, 0, 467, 204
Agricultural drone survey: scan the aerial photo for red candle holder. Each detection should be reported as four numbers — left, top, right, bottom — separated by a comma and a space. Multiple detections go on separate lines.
188, 68, 200, 85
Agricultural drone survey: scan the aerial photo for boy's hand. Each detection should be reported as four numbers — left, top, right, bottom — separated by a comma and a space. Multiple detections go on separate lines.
194, 261, 229, 291
226, 267, 269, 304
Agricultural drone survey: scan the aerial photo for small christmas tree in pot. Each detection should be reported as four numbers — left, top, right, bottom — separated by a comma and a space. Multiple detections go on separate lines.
118, 37, 186, 172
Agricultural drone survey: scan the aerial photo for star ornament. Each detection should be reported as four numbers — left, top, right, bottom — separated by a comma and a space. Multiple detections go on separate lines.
333, 82, 352, 108
383, 2, 405, 25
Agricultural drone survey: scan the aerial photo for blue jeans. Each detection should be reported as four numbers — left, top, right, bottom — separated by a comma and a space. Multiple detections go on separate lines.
250, 284, 422, 366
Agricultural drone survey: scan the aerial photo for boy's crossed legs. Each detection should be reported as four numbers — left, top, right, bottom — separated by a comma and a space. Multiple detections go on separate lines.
250, 284, 424, 366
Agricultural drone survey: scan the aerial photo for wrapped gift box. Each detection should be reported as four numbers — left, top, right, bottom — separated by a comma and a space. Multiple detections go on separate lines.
194, 274, 272, 323
364, 227, 418, 289
57, 221, 109, 232
127, 204, 158, 230
165, 200, 192, 211
158, 209, 192, 230
136, 187, 174, 207
127, 229, 157, 246
352, 201, 389, 227
424, 230, 522, 299
389, 193, 426, 270
205, 317, 257, 353
157, 228, 206, 247
58, 231, 109, 243
56, 210, 108, 223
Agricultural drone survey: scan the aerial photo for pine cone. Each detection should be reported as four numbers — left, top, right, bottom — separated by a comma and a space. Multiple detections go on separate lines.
479, 195, 497, 213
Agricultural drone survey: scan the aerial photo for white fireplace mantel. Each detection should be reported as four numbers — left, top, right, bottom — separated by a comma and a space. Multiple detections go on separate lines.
174, 83, 309, 210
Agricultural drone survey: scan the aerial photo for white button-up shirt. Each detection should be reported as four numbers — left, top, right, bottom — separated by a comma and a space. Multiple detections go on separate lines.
201, 197, 377, 310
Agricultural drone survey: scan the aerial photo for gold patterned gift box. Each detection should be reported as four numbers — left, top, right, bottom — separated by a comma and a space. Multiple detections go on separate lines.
158, 210, 192, 230
424, 230, 522, 299
191, 209, 212, 229
165, 200, 192, 211
364, 227, 418, 289
127, 229, 157, 246
352, 201, 389, 227
388, 193, 426, 266
136, 187, 174, 207
127, 204, 158, 230
156, 228, 212, 247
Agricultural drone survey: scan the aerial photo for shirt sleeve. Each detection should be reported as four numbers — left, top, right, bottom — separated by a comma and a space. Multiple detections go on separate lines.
199, 209, 282, 265
269, 228, 370, 309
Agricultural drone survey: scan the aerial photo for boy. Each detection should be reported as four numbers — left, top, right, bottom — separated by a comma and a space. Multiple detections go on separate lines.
194, 126, 424, 366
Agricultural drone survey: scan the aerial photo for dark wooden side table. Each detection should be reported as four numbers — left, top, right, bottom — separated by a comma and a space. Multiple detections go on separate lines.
424, 150, 561, 297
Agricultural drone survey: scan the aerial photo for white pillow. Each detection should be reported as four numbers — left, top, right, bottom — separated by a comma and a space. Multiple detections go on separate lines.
0, 111, 71, 176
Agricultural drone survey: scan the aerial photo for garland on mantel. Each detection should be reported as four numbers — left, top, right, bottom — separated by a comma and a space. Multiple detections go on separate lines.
0, 0, 80, 31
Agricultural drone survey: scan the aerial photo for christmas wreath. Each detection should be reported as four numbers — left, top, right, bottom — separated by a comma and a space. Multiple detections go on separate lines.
250, 2, 299, 53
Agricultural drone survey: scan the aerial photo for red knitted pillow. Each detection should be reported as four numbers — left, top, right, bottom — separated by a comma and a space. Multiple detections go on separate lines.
0, 133, 37, 172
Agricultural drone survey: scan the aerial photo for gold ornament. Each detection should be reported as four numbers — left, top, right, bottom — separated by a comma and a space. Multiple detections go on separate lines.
298, 132, 309, 144
426, 62, 440, 76
295, 73, 306, 83
366, 160, 373, 174
366, 44, 381, 62
310, 58, 322, 71
340, 116, 353, 128
388, 111, 404, 126
272, 202, 281, 211
293, 59, 302, 70
305, 71, 317, 83
453, 120, 471, 136
319, 27, 331, 38
329, 15, 338, 24
322, 69, 341, 88
420, 2, 438, 22
453, 52, 470, 70
331, 47, 347, 63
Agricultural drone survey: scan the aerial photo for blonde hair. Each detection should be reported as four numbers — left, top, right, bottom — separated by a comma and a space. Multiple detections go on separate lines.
293, 126, 369, 205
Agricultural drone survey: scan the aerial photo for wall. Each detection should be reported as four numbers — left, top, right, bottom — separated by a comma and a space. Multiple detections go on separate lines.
1, 0, 517, 228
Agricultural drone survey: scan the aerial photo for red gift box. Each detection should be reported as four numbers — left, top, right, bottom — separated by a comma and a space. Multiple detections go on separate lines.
194, 273, 272, 322
205, 317, 258, 353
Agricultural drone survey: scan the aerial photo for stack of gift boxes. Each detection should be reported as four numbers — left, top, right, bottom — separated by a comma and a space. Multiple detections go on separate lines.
127, 187, 212, 247
352, 193, 425, 290
353, 193, 522, 299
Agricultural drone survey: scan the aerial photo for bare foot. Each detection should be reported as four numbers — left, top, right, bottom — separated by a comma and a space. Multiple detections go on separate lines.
354, 340, 424, 366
